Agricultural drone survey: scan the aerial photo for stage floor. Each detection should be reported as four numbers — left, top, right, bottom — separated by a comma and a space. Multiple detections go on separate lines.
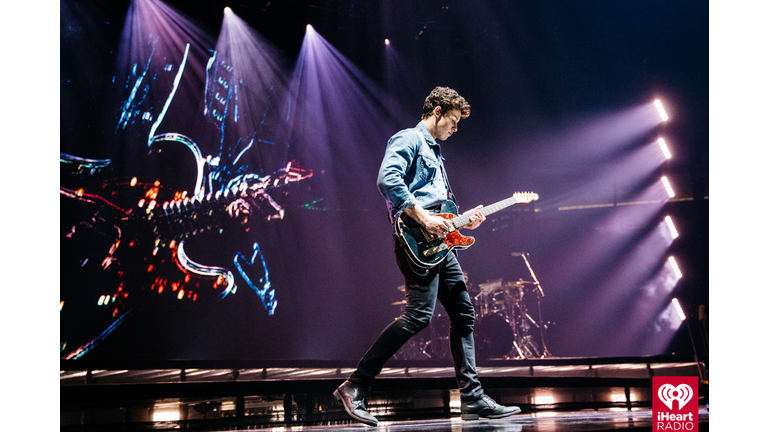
252, 407, 709, 431
61, 357, 708, 431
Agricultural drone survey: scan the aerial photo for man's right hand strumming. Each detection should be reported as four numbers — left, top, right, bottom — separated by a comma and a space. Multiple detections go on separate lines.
403, 205, 454, 239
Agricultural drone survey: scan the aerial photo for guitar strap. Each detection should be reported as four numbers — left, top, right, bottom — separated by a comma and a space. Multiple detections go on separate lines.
439, 158, 457, 206
422, 131, 457, 207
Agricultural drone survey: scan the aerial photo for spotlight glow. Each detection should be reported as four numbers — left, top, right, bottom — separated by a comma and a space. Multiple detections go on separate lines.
153, 408, 180, 422
384, 38, 390, 46
668, 256, 683, 279
224, 6, 232, 14
612, 391, 637, 403
664, 216, 679, 239
660, 176, 675, 198
657, 138, 672, 159
654, 99, 669, 121
306, 24, 314, 32
671, 298, 686, 321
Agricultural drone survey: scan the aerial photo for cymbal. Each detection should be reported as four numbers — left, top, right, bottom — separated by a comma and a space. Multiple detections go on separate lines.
505, 280, 536, 286
478, 278, 503, 295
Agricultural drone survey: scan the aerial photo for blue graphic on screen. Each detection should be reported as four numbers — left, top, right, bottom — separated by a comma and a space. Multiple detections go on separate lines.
234, 242, 276, 316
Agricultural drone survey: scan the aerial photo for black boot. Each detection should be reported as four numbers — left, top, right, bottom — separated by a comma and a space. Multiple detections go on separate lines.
333, 380, 378, 426
461, 393, 521, 420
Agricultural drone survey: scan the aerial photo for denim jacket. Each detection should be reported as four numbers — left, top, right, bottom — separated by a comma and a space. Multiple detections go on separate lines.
377, 122, 451, 224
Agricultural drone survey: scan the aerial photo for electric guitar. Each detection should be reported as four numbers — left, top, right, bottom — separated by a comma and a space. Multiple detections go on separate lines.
395, 192, 539, 273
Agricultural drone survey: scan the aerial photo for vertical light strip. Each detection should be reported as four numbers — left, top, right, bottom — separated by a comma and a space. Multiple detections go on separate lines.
664, 216, 679, 239
672, 298, 686, 321
668, 256, 683, 279
658, 138, 672, 159
654, 99, 669, 121
661, 176, 675, 198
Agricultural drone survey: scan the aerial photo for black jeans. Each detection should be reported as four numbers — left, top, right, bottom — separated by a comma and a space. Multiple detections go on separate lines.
349, 236, 483, 402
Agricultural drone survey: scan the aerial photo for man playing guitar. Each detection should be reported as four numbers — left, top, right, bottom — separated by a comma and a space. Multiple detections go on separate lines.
334, 87, 521, 425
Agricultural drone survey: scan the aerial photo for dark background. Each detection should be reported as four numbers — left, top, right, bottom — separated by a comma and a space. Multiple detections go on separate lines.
59, 0, 709, 363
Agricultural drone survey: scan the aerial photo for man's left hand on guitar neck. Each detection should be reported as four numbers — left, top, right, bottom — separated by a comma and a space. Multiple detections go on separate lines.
461, 205, 485, 230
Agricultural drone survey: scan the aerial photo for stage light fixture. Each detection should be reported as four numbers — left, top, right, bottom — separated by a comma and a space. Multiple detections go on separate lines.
668, 256, 683, 279
385, 39, 390, 46
654, 99, 669, 121
152, 408, 180, 422
306, 24, 314, 32
664, 216, 679, 239
612, 391, 637, 403
661, 176, 675, 198
223, 6, 232, 14
672, 298, 686, 321
449, 397, 461, 413
657, 138, 672, 159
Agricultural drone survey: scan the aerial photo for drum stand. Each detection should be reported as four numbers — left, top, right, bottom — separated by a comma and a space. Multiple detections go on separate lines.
503, 281, 540, 359
514, 252, 552, 358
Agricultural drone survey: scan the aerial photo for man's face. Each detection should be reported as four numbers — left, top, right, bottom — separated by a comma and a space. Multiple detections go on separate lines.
434, 108, 461, 141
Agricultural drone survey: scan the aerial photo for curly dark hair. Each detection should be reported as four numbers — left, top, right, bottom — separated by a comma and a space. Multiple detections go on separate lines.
421, 86, 471, 120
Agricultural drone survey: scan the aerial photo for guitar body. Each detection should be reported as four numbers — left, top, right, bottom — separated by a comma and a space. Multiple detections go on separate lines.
395, 200, 476, 272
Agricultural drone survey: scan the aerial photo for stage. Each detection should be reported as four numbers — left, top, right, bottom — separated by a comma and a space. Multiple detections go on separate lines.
60, 356, 708, 431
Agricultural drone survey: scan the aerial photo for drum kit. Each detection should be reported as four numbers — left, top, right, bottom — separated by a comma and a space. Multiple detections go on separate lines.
392, 252, 552, 361
473, 278, 549, 359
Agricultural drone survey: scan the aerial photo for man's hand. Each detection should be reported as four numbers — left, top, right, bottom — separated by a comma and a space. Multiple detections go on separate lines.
423, 214, 455, 239
403, 205, 454, 239
461, 205, 485, 230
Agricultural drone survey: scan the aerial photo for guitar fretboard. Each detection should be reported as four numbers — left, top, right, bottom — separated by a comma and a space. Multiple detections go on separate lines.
451, 193, 537, 229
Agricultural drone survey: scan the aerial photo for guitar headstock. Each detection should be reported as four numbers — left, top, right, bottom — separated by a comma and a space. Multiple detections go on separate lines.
513, 192, 539, 203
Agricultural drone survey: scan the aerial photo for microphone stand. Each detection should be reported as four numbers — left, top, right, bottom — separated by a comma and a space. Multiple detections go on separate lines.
514, 252, 552, 358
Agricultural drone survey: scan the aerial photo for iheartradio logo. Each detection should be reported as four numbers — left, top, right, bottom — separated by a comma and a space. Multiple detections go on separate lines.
653, 376, 698, 432
658, 383, 694, 410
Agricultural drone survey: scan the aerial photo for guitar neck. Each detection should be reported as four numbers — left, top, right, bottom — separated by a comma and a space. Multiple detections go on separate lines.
451, 196, 523, 229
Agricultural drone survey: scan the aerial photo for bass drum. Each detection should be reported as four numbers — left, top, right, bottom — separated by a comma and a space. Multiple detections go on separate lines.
475, 313, 514, 360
